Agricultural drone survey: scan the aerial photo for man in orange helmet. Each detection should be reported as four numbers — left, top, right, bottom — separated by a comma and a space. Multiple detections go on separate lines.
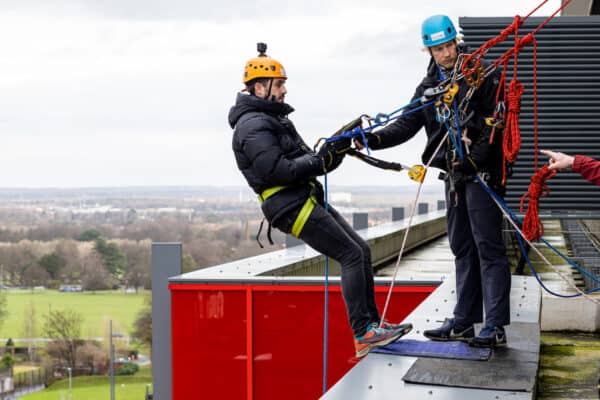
228, 43, 412, 358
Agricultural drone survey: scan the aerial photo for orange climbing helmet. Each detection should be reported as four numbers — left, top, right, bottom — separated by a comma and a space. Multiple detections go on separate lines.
243, 43, 287, 84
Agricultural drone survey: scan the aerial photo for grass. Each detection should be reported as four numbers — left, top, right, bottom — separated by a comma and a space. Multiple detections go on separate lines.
20, 365, 153, 400
1, 290, 147, 339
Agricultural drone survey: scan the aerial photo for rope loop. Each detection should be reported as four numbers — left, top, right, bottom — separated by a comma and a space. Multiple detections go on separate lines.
519, 165, 556, 241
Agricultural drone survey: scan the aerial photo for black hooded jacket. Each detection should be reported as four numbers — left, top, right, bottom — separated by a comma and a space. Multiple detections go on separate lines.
228, 93, 324, 225
370, 50, 503, 179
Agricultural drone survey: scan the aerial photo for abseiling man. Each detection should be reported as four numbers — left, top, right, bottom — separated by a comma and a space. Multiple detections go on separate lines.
228, 43, 412, 358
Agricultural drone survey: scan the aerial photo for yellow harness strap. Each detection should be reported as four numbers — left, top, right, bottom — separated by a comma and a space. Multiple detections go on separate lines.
258, 186, 287, 204
258, 185, 316, 238
291, 196, 316, 238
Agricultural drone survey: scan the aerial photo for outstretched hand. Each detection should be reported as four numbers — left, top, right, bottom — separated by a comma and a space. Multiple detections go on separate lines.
317, 139, 350, 173
353, 132, 380, 151
541, 149, 574, 172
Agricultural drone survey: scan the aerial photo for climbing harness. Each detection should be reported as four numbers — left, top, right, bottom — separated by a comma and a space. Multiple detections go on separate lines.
255, 183, 318, 247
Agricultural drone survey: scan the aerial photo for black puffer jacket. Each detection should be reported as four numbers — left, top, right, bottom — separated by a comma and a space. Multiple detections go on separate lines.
228, 93, 324, 225
370, 51, 503, 179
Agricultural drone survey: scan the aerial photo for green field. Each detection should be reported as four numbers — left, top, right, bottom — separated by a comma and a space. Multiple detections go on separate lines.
1, 290, 147, 339
20, 365, 153, 400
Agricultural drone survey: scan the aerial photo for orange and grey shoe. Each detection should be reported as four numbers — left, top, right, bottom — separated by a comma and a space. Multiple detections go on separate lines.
354, 323, 413, 358
378, 320, 413, 333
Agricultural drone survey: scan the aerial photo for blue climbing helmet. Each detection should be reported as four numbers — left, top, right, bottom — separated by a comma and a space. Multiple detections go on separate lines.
421, 15, 457, 47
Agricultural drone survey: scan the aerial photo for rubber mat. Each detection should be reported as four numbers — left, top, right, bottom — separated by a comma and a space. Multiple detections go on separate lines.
372, 339, 491, 361
401, 323, 539, 392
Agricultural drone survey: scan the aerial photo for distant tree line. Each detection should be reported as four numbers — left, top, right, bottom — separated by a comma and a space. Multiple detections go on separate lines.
0, 235, 150, 291
0, 218, 286, 290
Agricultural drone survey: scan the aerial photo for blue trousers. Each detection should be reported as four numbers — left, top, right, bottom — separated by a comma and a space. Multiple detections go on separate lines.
446, 179, 511, 328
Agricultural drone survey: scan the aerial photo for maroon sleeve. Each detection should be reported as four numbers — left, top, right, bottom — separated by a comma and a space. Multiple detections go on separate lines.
573, 155, 600, 186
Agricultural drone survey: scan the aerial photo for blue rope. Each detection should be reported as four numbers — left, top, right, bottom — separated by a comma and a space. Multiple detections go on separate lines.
475, 175, 600, 287
322, 172, 329, 394
540, 236, 600, 285
515, 231, 600, 297
325, 101, 436, 154
438, 66, 464, 160
451, 101, 464, 159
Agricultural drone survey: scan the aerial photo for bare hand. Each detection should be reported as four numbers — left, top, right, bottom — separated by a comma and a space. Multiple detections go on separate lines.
540, 149, 574, 171
353, 138, 365, 150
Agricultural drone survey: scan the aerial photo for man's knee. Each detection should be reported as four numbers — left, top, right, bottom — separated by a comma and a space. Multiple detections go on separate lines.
340, 244, 364, 268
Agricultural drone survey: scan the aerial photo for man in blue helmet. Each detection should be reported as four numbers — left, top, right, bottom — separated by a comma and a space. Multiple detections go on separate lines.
358, 15, 511, 348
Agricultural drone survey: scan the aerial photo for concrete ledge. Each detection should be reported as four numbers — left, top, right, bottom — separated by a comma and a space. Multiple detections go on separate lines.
542, 294, 600, 331
169, 211, 446, 282
322, 275, 542, 400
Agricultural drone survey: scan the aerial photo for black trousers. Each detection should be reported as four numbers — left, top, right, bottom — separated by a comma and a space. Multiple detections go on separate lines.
446, 179, 511, 328
274, 203, 379, 337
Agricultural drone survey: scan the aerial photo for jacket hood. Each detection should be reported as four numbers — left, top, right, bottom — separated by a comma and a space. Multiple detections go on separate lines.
228, 93, 295, 128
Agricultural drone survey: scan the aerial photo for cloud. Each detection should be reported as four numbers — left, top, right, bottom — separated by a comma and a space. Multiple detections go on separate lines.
0, 0, 562, 187
4, 0, 333, 21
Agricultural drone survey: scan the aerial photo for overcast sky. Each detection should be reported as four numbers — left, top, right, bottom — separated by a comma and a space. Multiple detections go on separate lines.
0, 0, 560, 188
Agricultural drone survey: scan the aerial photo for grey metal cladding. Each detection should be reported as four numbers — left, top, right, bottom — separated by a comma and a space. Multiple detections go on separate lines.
460, 16, 600, 213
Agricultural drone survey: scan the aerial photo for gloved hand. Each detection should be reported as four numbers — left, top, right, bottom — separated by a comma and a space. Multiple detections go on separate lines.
353, 131, 381, 150
327, 136, 352, 153
317, 139, 349, 173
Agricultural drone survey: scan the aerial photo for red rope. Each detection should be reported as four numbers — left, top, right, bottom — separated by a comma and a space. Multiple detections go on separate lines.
524, 0, 550, 19
459, 0, 572, 241
533, 37, 539, 171
462, 16, 523, 78
462, 0, 573, 78
503, 79, 524, 164
519, 165, 556, 241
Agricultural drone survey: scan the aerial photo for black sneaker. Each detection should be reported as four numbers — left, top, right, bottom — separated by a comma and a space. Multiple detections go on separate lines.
423, 318, 474, 342
470, 325, 507, 348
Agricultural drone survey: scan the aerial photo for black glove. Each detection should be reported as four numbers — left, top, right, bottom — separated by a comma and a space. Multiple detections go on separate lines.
317, 140, 349, 173
327, 136, 352, 153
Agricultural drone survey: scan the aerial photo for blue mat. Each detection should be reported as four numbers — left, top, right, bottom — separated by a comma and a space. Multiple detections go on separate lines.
372, 339, 491, 361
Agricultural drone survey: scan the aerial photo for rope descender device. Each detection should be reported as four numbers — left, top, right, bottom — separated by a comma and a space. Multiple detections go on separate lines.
442, 83, 460, 105
407, 165, 427, 183
465, 64, 486, 88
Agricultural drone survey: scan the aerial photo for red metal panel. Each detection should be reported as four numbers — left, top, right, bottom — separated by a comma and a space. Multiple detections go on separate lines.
253, 289, 349, 399
171, 289, 247, 400
170, 284, 435, 400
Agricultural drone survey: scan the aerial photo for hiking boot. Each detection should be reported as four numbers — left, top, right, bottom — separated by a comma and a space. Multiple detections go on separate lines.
470, 325, 507, 348
354, 323, 413, 358
423, 318, 474, 342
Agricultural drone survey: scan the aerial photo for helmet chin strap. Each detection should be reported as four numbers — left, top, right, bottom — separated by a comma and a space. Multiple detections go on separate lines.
263, 79, 277, 102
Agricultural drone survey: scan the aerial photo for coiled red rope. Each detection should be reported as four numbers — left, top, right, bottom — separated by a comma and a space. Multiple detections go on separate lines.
503, 79, 524, 165
519, 165, 556, 241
